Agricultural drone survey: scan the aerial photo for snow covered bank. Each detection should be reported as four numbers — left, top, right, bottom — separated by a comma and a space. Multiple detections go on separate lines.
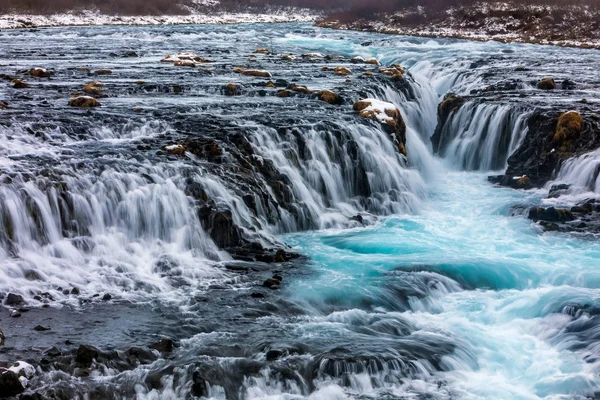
0, 9, 317, 29
317, 2, 600, 50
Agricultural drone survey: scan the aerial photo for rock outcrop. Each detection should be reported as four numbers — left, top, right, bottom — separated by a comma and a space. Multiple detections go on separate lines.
353, 98, 407, 156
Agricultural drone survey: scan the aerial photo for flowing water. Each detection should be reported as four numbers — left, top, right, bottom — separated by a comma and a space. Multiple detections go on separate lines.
0, 22, 599, 399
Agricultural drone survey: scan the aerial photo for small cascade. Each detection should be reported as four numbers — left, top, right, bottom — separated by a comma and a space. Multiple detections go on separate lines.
553, 148, 600, 196
432, 101, 530, 171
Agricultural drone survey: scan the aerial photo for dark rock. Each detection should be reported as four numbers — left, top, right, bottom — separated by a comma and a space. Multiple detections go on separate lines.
561, 79, 576, 90
33, 325, 51, 332
76, 344, 100, 364
350, 214, 363, 223
71, 287, 80, 295
125, 347, 156, 365
191, 371, 209, 398
102, 293, 112, 301
5, 293, 24, 306
528, 207, 575, 223
548, 184, 570, 198
266, 349, 284, 361
10, 310, 22, 318
250, 292, 265, 298
44, 347, 62, 357
0, 370, 24, 397
263, 278, 281, 289
149, 338, 174, 353
123, 51, 138, 57
198, 208, 241, 248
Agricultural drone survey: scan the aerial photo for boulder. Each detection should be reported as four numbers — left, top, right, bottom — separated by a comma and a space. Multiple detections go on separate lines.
353, 98, 407, 156
5, 293, 24, 306
162, 52, 214, 65
76, 344, 100, 364
277, 89, 293, 98
290, 84, 313, 94
254, 48, 271, 55
302, 52, 325, 58
562, 79, 576, 90
537, 77, 556, 90
224, 82, 239, 96
263, 278, 280, 289
333, 66, 351, 76
164, 144, 185, 155
149, 338, 174, 353
265, 81, 276, 88
351, 56, 365, 63
82, 81, 104, 97
94, 69, 112, 75
30, 67, 51, 78
68, 96, 100, 108
0, 370, 24, 397
241, 69, 272, 78
281, 55, 296, 61
365, 57, 380, 65
33, 325, 50, 331
317, 89, 342, 105
174, 60, 196, 67
0, 101, 8, 108
528, 207, 575, 223
12, 79, 28, 89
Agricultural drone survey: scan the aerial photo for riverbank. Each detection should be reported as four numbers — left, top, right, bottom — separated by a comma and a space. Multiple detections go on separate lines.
317, 2, 600, 50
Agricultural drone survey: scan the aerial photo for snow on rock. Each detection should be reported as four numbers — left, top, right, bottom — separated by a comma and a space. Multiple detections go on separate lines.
161, 52, 214, 66
8, 361, 35, 379
353, 99, 400, 124
353, 98, 408, 156
302, 53, 325, 58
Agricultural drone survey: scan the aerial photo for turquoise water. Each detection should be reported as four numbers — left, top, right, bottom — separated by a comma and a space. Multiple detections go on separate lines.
284, 172, 600, 399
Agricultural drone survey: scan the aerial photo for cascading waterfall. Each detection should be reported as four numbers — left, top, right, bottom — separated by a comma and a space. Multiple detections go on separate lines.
0, 22, 599, 400
552, 148, 600, 196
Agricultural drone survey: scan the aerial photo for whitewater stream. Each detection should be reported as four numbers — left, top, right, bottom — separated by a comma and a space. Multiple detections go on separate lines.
0, 23, 599, 399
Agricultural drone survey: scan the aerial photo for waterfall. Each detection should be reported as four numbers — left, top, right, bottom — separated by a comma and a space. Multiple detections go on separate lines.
552, 148, 600, 196
432, 101, 530, 171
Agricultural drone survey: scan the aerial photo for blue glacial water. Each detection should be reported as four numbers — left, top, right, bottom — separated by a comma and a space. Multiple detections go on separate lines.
284, 171, 600, 399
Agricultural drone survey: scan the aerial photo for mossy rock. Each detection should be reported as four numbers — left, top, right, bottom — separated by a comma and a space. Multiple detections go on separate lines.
537, 77, 556, 90
317, 90, 342, 105
554, 111, 583, 144
68, 96, 100, 108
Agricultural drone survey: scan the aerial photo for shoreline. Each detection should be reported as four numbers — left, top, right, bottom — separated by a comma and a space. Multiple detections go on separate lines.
315, 21, 600, 51
1, 15, 598, 52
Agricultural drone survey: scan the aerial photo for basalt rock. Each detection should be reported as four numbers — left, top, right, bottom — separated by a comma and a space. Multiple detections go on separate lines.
493, 110, 600, 188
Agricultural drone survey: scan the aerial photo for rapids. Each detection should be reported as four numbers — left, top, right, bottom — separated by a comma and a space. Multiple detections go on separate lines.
0, 22, 599, 400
